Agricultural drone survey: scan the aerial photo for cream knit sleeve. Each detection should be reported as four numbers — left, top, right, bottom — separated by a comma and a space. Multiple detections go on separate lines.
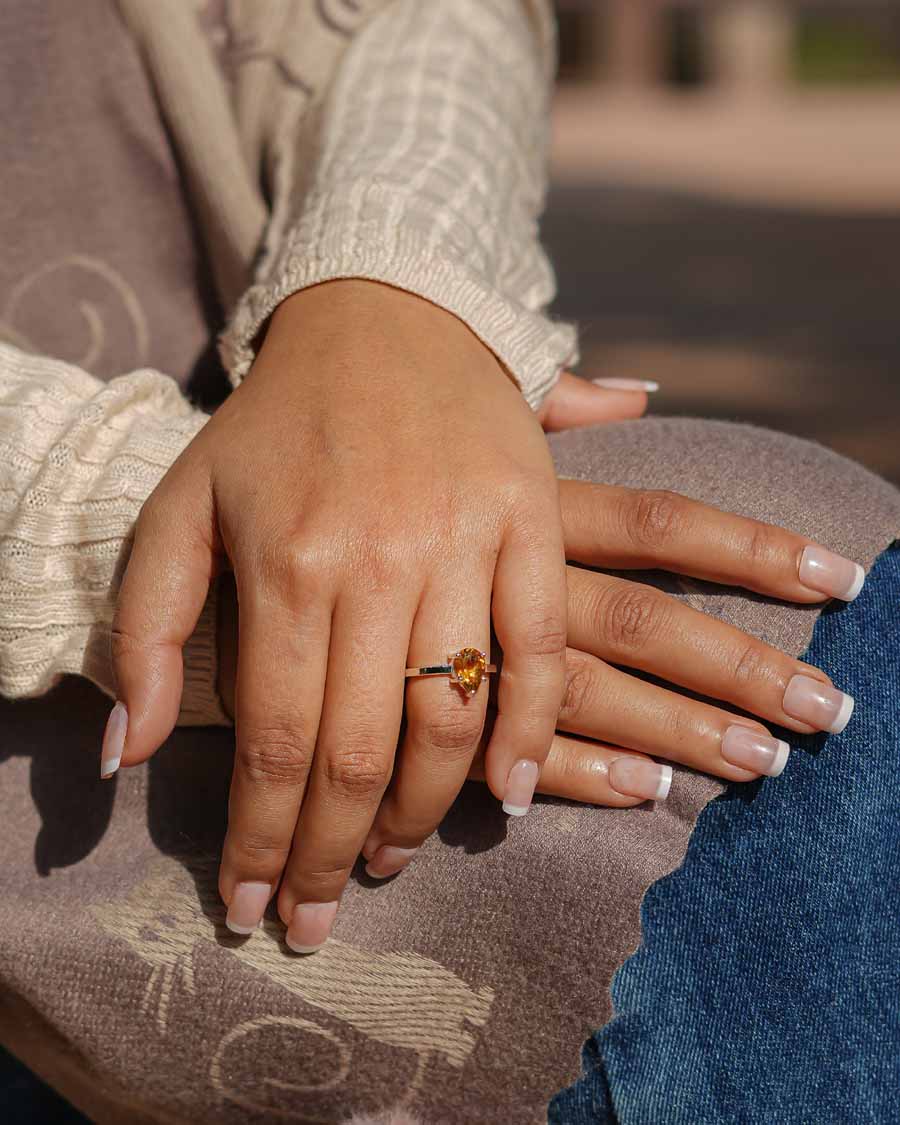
0, 342, 229, 725
219, 0, 578, 412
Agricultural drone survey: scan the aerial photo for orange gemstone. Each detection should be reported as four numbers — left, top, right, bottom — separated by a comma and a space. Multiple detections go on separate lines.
450, 647, 486, 696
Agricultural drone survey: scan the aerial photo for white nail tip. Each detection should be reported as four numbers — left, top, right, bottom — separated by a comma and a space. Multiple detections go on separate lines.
591, 378, 659, 392
225, 920, 257, 936
769, 740, 790, 778
843, 564, 865, 602
285, 938, 324, 954
502, 801, 529, 817
100, 755, 121, 779
830, 693, 855, 734
654, 764, 673, 801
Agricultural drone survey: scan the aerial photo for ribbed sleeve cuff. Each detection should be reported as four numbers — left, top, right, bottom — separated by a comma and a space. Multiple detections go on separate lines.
219, 192, 579, 412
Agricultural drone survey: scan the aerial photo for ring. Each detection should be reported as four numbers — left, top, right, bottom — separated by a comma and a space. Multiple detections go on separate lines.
405, 647, 497, 697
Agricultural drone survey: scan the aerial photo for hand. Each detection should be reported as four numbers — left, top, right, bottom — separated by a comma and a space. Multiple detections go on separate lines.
356, 479, 862, 877
106, 278, 568, 951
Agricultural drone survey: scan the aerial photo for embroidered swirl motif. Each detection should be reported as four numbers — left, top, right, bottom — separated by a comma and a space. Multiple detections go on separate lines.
0, 254, 149, 377
90, 856, 494, 1119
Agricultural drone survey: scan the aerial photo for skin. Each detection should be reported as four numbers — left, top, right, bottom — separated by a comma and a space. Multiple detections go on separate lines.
110, 277, 842, 928
110, 278, 573, 935
218, 479, 838, 831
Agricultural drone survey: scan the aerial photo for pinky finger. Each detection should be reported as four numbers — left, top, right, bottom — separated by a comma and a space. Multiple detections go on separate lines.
469, 735, 672, 809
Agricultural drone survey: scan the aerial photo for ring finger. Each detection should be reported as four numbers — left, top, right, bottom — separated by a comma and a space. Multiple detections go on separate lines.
362, 572, 493, 879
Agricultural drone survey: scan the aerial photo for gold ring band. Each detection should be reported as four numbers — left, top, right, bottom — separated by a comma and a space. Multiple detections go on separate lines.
405, 647, 496, 697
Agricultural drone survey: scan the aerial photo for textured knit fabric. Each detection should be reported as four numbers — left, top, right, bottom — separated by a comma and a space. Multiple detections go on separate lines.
0, 0, 574, 717
1, 419, 898, 1123
0, 343, 227, 724
550, 543, 900, 1125
215, 0, 580, 408
114, 0, 579, 404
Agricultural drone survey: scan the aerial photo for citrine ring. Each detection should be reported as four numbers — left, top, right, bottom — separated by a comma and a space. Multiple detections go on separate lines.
405, 647, 497, 697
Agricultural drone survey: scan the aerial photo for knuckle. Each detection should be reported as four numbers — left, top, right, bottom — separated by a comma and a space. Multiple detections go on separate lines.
416, 707, 484, 761
500, 470, 544, 512
661, 700, 694, 748
598, 584, 665, 653
256, 535, 325, 596
241, 726, 313, 787
109, 622, 165, 666
293, 861, 354, 888
109, 625, 141, 662
731, 639, 768, 687
746, 522, 779, 569
352, 539, 408, 593
521, 613, 567, 659
323, 746, 391, 801
627, 489, 684, 550
232, 834, 290, 866
559, 653, 595, 723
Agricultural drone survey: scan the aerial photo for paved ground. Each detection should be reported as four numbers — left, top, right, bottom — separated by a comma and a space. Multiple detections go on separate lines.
545, 91, 900, 483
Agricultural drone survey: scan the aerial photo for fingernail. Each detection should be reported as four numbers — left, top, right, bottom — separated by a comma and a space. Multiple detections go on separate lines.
799, 546, 864, 602
721, 725, 790, 777
225, 882, 271, 935
286, 901, 339, 954
591, 377, 659, 393
783, 674, 855, 733
607, 757, 672, 801
502, 759, 540, 816
100, 701, 128, 778
365, 846, 418, 880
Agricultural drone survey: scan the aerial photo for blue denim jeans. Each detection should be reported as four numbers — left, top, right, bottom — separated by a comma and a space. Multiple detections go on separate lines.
550, 543, 900, 1124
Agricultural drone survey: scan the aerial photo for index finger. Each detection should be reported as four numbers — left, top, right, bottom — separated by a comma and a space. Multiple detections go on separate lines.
560, 482, 865, 604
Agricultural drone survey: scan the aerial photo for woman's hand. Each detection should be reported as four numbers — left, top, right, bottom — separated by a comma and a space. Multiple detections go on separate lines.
106, 278, 569, 951
355, 479, 862, 877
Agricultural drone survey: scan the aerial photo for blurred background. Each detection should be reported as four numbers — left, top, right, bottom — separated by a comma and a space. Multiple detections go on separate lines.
546, 0, 900, 482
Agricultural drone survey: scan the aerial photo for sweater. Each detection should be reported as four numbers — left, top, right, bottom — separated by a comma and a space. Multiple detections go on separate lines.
0, 0, 577, 723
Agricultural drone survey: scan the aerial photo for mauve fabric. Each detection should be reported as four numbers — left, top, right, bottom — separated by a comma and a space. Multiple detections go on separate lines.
550, 544, 900, 1124
0, 0, 218, 389
1, 418, 898, 1123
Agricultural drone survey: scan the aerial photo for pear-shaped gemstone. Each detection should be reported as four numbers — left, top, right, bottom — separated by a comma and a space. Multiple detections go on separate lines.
450, 647, 486, 696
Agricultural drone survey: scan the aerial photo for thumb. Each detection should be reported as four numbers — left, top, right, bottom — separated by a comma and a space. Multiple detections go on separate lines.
538, 371, 657, 432
102, 478, 218, 778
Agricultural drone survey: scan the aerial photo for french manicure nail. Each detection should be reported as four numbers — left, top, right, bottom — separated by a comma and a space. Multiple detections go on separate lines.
721, 725, 790, 777
225, 882, 271, 935
783, 674, 855, 734
502, 759, 540, 816
286, 901, 339, 954
591, 377, 660, 393
607, 757, 672, 801
365, 846, 418, 880
100, 701, 128, 778
799, 546, 864, 602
